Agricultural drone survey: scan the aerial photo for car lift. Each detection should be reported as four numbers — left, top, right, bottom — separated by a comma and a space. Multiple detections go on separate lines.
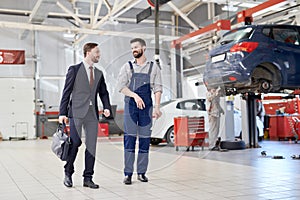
235, 0, 288, 148
237, 0, 289, 25
170, 0, 293, 147
240, 93, 261, 148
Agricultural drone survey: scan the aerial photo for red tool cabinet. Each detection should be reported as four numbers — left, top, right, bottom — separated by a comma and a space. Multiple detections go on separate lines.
276, 116, 295, 139
268, 115, 278, 140
174, 116, 208, 151
268, 115, 299, 142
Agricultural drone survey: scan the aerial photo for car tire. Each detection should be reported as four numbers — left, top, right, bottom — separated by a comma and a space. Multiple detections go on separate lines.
220, 140, 246, 150
150, 138, 162, 145
165, 126, 175, 147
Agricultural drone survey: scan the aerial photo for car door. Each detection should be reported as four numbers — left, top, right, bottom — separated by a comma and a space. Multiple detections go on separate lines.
271, 26, 300, 87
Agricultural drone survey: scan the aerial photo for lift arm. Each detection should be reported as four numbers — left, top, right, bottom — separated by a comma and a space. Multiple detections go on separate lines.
237, 0, 288, 23
171, 19, 231, 48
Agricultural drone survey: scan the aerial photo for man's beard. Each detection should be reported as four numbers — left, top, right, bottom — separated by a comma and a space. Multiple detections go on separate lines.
133, 50, 143, 59
92, 56, 99, 63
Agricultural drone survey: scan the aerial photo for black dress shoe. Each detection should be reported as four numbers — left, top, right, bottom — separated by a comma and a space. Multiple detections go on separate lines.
63, 175, 73, 188
83, 180, 99, 189
123, 176, 132, 185
137, 174, 148, 182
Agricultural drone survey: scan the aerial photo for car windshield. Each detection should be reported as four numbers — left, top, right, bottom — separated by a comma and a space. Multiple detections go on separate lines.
219, 27, 253, 45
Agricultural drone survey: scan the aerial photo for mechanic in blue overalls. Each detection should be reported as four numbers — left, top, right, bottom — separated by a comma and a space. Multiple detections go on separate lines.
117, 38, 162, 185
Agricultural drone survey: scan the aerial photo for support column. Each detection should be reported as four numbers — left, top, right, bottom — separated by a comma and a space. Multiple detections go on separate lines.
170, 43, 183, 98
241, 93, 260, 148
224, 95, 235, 141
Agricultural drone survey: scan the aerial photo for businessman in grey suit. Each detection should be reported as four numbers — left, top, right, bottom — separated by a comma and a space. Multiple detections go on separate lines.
59, 42, 111, 189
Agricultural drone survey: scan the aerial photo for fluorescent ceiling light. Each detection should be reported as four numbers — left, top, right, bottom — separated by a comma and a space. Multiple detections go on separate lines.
239, 2, 259, 8
222, 5, 238, 12
202, 0, 227, 4
63, 32, 75, 38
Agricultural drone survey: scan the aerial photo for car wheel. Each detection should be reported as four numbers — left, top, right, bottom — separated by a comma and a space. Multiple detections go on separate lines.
165, 126, 175, 147
259, 79, 272, 93
150, 138, 162, 145
252, 65, 281, 93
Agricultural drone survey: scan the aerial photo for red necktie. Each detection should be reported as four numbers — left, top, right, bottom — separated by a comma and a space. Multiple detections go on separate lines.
89, 66, 94, 88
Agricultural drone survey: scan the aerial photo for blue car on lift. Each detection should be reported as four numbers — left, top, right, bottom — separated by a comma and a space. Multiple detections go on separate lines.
203, 24, 300, 95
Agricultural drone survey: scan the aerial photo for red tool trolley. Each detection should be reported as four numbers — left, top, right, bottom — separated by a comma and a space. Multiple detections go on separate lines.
174, 116, 208, 151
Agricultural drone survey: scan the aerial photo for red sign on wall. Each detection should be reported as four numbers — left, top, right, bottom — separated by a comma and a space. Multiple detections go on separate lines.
0, 49, 25, 64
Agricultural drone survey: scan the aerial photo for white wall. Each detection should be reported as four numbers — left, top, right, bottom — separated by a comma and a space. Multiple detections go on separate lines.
182, 76, 207, 99
0, 78, 35, 139
0, 25, 175, 132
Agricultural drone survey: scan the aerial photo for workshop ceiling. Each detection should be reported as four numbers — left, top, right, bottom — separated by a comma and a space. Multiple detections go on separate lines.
1, 0, 298, 44
0, 0, 299, 78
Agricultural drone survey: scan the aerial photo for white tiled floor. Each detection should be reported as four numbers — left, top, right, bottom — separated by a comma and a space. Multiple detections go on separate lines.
0, 137, 300, 200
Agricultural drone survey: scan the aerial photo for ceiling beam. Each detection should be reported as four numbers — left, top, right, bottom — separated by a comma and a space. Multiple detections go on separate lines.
113, 0, 142, 19
93, 0, 103, 26
181, 1, 204, 15
20, 0, 58, 40
90, 0, 95, 25
167, 1, 199, 31
0, 8, 172, 24
93, 0, 135, 28
29, 0, 57, 24
74, 0, 138, 45
56, 0, 89, 28
0, 20, 178, 40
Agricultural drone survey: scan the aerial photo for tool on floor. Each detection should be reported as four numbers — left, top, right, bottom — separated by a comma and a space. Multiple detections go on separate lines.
272, 155, 285, 159
291, 155, 300, 159
260, 151, 285, 159
261, 150, 267, 156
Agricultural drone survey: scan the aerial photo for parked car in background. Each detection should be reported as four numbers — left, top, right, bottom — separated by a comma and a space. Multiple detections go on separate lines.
203, 24, 300, 95
150, 98, 251, 146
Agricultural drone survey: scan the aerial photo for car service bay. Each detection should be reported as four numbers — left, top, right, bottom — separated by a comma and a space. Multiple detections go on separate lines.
1, 0, 300, 199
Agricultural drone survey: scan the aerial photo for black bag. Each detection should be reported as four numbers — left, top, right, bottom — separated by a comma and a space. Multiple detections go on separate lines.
51, 123, 71, 161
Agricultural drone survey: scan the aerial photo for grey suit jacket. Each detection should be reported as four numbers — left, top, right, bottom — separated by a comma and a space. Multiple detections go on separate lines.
59, 62, 111, 120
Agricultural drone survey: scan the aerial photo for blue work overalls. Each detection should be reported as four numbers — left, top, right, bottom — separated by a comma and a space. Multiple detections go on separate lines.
123, 61, 153, 176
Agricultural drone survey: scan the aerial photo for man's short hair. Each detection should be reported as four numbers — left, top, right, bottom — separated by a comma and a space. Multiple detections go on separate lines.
83, 43, 98, 57
130, 38, 146, 47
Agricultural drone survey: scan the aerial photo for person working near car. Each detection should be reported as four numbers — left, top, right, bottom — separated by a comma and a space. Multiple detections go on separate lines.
206, 87, 224, 151
117, 38, 162, 185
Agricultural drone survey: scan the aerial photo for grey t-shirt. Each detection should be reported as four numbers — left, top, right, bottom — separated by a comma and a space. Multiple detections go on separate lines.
117, 59, 163, 94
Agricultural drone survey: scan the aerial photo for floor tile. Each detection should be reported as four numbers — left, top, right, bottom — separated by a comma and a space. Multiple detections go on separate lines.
0, 138, 299, 199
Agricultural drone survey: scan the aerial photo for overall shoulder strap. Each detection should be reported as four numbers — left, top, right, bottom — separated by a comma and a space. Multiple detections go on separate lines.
128, 61, 134, 74
148, 61, 153, 75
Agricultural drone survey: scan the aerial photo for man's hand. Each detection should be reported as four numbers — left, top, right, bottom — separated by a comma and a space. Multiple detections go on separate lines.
133, 94, 145, 109
59, 115, 68, 124
153, 106, 162, 119
103, 109, 110, 117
